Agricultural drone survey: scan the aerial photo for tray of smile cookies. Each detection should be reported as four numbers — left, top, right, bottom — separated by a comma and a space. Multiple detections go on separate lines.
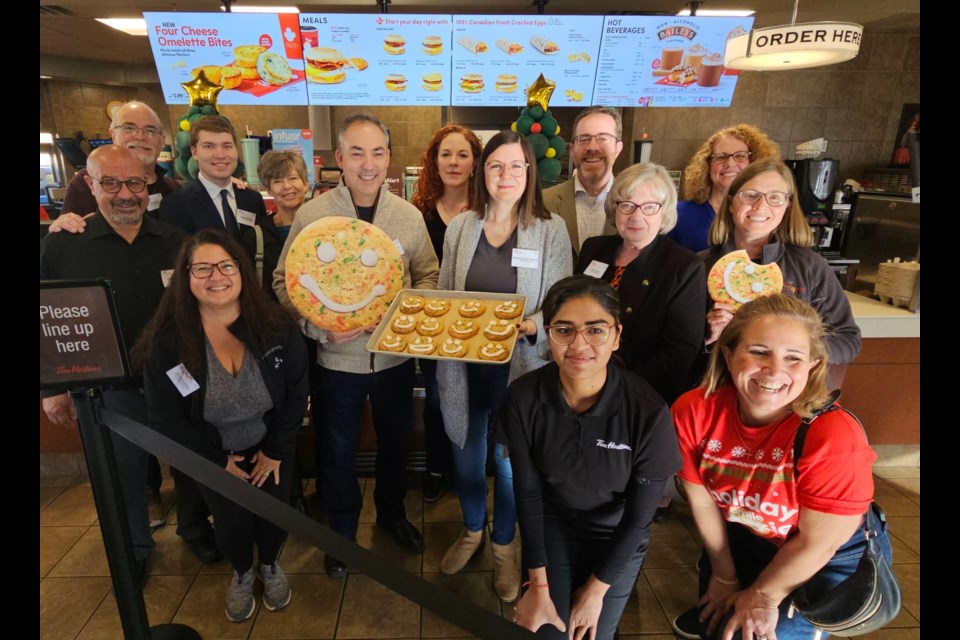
366, 289, 527, 364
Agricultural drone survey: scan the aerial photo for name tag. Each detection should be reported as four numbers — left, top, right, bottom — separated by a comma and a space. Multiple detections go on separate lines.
160, 269, 174, 288
511, 248, 539, 269
166, 363, 200, 397
583, 260, 608, 278
147, 193, 162, 211
393, 238, 406, 256
236, 209, 257, 227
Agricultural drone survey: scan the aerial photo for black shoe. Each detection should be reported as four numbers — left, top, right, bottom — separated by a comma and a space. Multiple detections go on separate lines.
653, 504, 670, 523
377, 518, 424, 554
423, 473, 445, 503
671, 606, 703, 640
186, 531, 223, 564
324, 554, 349, 578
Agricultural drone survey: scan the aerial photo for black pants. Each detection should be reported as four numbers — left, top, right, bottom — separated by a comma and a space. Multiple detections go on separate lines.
197, 443, 292, 574
534, 507, 648, 640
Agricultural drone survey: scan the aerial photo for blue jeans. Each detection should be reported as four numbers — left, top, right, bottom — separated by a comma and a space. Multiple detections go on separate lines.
451, 363, 515, 545
419, 358, 452, 476
318, 360, 414, 540
699, 515, 892, 640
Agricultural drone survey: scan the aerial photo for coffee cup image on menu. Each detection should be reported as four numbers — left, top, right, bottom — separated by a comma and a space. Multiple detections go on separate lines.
422, 35, 443, 55
422, 72, 444, 91
659, 45, 684, 72
683, 43, 708, 74
495, 74, 518, 93
305, 47, 349, 84
385, 73, 408, 91
384, 34, 406, 55
697, 52, 724, 87
460, 73, 484, 93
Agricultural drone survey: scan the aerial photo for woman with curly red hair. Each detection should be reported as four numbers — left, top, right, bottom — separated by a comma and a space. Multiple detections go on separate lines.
410, 124, 483, 502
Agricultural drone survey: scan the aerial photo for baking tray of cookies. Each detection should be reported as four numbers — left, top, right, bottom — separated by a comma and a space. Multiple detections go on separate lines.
365, 289, 527, 364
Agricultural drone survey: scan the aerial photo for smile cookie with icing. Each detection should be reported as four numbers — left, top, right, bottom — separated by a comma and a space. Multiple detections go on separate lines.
417, 317, 443, 336
439, 338, 468, 358
707, 250, 783, 309
379, 334, 407, 352
423, 298, 451, 317
483, 319, 516, 341
391, 314, 417, 334
285, 216, 403, 331
399, 295, 425, 314
406, 336, 437, 355
494, 300, 522, 319
458, 300, 486, 318
448, 319, 479, 339
477, 342, 509, 361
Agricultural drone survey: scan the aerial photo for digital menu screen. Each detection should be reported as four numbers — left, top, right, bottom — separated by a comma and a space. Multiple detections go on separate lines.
298, 14, 453, 106
451, 15, 604, 107
593, 16, 754, 107
144, 12, 308, 106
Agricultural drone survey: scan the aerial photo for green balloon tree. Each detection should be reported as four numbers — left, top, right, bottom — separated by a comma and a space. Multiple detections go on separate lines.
510, 74, 566, 184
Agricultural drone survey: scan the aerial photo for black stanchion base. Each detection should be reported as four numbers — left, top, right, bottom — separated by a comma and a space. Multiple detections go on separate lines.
151, 623, 203, 639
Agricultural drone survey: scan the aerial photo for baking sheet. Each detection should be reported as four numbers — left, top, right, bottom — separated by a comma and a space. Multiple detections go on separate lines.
366, 289, 527, 364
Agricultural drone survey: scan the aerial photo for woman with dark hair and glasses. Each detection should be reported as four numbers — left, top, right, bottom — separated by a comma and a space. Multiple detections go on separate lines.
437, 131, 572, 602
136, 229, 308, 623
702, 160, 860, 368
499, 275, 681, 640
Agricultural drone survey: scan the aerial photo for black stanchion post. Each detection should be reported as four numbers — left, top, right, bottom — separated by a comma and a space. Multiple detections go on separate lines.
72, 389, 201, 640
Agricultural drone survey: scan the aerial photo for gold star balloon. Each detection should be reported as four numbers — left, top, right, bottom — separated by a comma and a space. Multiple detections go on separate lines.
526, 73, 557, 111
181, 69, 223, 108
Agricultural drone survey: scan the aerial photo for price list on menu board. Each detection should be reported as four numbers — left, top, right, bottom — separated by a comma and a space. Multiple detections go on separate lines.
592, 16, 754, 107
145, 12, 309, 106
451, 15, 603, 107
299, 14, 452, 106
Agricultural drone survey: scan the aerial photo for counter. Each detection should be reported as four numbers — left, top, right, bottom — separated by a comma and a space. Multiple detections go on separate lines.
841, 292, 920, 465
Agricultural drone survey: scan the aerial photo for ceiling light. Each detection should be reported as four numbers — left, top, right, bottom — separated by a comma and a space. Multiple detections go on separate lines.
676, 9, 755, 17
723, 0, 862, 70
96, 18, 148, 36
222, 5, 300, 12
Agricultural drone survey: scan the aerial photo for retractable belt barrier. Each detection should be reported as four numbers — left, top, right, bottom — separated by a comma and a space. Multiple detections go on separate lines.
101, 409, 537, 640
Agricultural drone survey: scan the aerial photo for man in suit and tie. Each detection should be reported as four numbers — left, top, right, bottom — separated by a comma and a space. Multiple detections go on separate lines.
543, 106, 624, 258
159, 115, 281, 291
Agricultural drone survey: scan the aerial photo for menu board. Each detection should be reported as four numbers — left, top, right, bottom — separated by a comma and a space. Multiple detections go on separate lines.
298, 14, 453, 106
451, 15, 604, 107
593, 16, 754, 107
144, 12, 308, 106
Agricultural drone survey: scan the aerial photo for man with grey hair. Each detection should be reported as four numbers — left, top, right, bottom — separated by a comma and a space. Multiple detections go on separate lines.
61, 101, 178, 219
544, 105, 625, 257
274, 113, 439, 577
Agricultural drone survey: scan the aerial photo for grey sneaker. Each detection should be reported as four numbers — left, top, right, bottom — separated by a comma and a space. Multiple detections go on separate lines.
225, 570, 256, 622
259, 562, 292, 611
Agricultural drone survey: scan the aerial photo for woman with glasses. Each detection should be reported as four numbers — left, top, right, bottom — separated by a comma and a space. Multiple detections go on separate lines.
669, 125, 780, 252
702, 160, 860, 366
411, 125, 483, 503
437, 131, 572, 601
137, 229, 308, 622
501, 275, 681, 640
257, 150, 310, 243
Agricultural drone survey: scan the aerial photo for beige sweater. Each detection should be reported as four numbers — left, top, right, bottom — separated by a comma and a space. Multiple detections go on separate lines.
273, 180, 439, 374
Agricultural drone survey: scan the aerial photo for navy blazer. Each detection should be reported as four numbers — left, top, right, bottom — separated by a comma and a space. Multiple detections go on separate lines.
159, 179, 281, 292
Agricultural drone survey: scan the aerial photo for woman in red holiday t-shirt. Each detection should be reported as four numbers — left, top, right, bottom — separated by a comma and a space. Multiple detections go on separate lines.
671, 295, 882, 640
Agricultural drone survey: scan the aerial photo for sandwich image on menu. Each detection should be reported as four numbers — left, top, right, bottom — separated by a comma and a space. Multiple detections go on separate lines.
384, 34, 406, 55
460, 73, 484, 93
496, 38, 524, 55
422, 72, 444, 91
192, 44, 295, 91
422, 35, 444, 56
385, 74, 408, 91
305, 47, 349, 84
458, 36, 488, 54
495, 74, 518, 93
530, 35, 560, 55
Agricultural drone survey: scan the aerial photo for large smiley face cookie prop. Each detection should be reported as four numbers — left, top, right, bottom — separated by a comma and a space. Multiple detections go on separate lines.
707, 250, 783, 309
285, 216, 403, 330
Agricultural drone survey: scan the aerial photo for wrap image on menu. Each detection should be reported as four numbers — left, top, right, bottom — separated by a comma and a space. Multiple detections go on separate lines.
458, 35, 488, 54
530, 35, 560, 55
496, 38, 524, 55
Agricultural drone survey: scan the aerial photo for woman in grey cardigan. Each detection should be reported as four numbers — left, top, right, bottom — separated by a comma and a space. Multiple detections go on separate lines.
437, 132, 572, 602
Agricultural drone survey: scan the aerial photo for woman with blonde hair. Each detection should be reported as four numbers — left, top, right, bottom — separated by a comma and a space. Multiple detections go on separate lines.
670, 124, 780, 252
257, 150, 309, 243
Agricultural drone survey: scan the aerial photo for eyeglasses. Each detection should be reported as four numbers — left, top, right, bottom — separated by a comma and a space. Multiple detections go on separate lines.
572, 133, 619, 146
189, 260, 240, 278
485, 161, 529, 177
616, 200, 663, 216
114, 123, 163, 138
736, 189, 792, 207
91, 177, 148, 194
709, 151, 752, 164
546, 324, 617, 346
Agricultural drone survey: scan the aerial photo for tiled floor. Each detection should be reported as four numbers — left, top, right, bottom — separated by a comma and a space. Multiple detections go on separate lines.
40, 468, 920, 640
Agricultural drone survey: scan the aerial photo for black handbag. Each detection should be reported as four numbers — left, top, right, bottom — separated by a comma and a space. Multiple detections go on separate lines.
787, 396, 903, 638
